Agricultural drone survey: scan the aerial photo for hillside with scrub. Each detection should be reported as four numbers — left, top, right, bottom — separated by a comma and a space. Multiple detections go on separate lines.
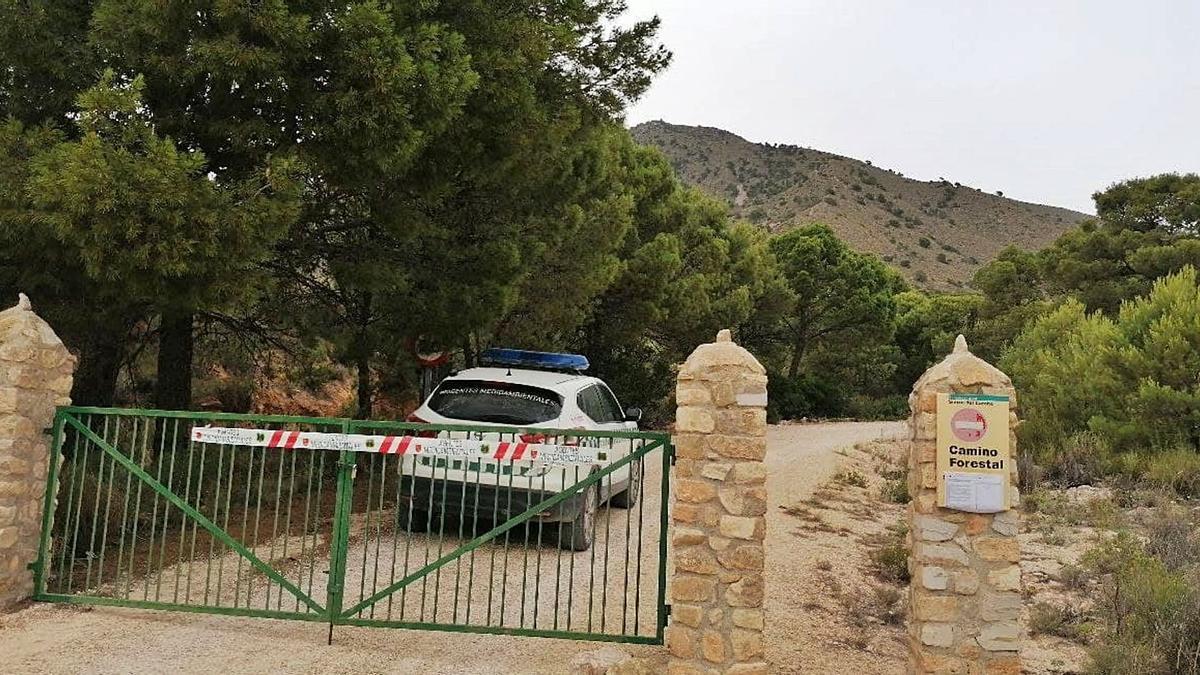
631, 121, 1090, 290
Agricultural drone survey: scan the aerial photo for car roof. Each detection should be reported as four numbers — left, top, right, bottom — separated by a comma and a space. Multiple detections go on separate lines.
443, 367, 596, 394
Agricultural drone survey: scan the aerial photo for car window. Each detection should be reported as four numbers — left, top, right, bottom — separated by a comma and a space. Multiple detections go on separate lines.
427, 380, 563, 425
577, 384, 621, 424
596, 385, 624, 423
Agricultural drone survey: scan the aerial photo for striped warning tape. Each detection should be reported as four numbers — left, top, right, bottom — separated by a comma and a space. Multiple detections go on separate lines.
189, 426, 608, 465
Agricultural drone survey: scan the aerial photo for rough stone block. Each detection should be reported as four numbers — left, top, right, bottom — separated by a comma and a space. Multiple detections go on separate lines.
991, 510, 1020, 537
726, 664, 768, 675
917, 541, 969, 567
672, 575, 717, 603
725, 575, 763, 607
677, 407, 716, 433
676, 382, 712, 406
709, 435, 766, 461
915, 514, 959, 542
920, 622, 955, 647
673, 604, 703, 628
719, 515, 765, 541
976, 621, 1020, 651
701, 462, 732, 481
987, 566, 1021, 592
673, 527, 708, 547
980, 592, 1022, 621
700, 630, 726, 663
718, 485, 767, 516
676, 479, 717, 504
727, 462, 767, 485
974, 536, 1020, 563
913, 592, 959, 622
731, 608, 763, 631
717, 545, 764, 571
666, 625, 697, 659
676, 547, 719, 576
920, 566, 950, 591
730, 629, 763, 660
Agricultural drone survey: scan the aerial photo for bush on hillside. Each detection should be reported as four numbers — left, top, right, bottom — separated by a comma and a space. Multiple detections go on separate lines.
1002, 268, 1200, 491
767, 372, 847, 421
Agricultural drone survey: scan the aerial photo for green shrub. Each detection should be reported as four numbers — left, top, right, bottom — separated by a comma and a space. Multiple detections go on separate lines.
870, 541, 910, 584
1144, 449, 1200, 497
1082, 532, 1200, 674
835, 469, 868, 488
767, 372, 847, 421
1005, 269, 1200, 491
881, 477, 910, 504
918, 237, 931, 248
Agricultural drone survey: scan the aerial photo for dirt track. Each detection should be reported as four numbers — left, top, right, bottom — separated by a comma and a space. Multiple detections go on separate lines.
0, 422, 903, 674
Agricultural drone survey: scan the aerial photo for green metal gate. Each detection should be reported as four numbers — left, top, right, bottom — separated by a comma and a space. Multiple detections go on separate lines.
34, 407, 672, 645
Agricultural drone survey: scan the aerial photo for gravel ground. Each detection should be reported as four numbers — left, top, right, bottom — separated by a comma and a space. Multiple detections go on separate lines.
0, 422, 904, 674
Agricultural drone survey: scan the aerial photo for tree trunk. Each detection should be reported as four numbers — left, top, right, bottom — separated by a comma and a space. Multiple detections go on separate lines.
353, 292, 374, 420
155, 309, 194, 410
355, 346, 372, 420
71, 335, 122, 406
787, 338, 806, 379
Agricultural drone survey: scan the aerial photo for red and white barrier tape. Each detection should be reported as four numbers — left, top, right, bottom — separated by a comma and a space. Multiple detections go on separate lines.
189, 426, 608, 465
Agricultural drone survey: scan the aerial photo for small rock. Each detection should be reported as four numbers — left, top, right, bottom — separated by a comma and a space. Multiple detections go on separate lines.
1064, 485, 1113, 504
568, 647, 632, 674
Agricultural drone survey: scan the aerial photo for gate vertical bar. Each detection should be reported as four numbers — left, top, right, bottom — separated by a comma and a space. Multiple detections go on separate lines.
656, 440, 672, 642
33, 409, 66, 597
326, 419, 355, 643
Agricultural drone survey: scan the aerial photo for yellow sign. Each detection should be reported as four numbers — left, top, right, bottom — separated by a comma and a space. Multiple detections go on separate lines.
936, 393, 1011, 513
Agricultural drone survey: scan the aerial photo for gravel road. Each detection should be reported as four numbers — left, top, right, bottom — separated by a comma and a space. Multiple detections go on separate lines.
0, 421, 904, 674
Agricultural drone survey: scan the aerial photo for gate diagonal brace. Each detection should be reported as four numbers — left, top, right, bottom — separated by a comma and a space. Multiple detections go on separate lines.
62, 414, 327, 615
338, 440, 661, 619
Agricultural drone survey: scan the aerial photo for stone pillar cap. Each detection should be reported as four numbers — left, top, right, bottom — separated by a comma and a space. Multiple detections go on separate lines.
16, 293, 30, 311
913, 333, 1012, 392
679, 328, 765, 379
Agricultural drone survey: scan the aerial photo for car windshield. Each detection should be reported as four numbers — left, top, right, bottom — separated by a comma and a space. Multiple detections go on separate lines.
427, 380, 563, 425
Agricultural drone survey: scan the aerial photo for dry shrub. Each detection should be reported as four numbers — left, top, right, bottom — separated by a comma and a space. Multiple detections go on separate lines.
1045, 431, 1111, 487
1144, 449, 1200, 498
1057, 563, 1088, 591
1029, 601, 1086, 640
834, 469, 868, 488
841, 583, 905, 628
1083, 532, 1200, 674
1144, 507, 1200, 572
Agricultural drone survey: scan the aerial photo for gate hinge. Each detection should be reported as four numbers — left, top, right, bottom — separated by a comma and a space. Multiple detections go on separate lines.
42, 427, 54, 436
668, 444, 676, 466
665, 604, 672, 617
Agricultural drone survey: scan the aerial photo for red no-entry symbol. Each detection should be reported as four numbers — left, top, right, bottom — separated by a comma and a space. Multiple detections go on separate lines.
952, 408, 987, 442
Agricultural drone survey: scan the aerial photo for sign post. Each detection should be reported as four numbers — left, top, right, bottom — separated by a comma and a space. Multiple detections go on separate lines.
936, 392, 1011, 513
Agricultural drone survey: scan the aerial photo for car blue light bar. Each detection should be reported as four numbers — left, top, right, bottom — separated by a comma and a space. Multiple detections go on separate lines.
480, 348, 590, 372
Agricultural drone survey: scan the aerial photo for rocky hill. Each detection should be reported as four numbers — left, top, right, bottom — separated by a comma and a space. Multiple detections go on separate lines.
631, 121, 1090, 289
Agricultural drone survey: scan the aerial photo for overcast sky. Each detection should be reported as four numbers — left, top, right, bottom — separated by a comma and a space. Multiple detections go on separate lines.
623, 0, 1199, 214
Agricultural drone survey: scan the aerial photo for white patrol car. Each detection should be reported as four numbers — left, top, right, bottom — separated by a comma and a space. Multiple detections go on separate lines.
399, 349, 643, 551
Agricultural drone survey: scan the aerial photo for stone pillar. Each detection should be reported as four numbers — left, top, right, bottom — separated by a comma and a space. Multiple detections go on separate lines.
907, 336, 1021, 674
0, 294, 74, 608
669, 329, 768, 675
